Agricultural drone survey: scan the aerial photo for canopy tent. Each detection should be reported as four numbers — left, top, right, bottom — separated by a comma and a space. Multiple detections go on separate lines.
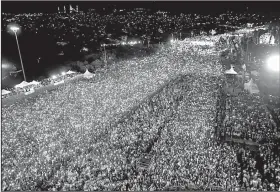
24, 88, 35, 95
244, 79, 260, 94
259, 33, 275, 45
30, 80, 40, 85
2, 89, 11, 95
210, 29, 217, 36
54, 80, 65, 86
247, 23, 254, 28
14, 81, 30, 89
225, 66, 238, 75
66, 70, 76, 75
83, 69, 94, 79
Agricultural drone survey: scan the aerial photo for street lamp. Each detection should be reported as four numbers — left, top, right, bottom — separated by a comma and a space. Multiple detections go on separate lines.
10, 26, 27, 81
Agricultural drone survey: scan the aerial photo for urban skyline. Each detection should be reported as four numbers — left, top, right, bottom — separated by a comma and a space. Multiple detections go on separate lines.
2, 1, 280, 14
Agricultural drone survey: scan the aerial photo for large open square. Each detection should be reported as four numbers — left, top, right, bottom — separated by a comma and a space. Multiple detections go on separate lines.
1, 1, 280, 191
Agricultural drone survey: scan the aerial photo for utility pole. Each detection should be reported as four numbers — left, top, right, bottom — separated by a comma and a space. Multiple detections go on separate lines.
11, 26, 27, 82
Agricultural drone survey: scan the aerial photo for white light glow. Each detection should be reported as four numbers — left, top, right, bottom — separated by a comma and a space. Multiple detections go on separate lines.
2, 64, 10, 69
52, 75, 57, 79
61, 72, 66, 76
267, 55, 280, 72
10, 26, 20, 32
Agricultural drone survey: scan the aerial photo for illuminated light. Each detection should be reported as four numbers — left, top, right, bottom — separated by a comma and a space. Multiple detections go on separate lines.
2, 63, 10, 69
10, 26, 20, 32
266, 55, 280, 72
170, 39, 174, 43
52, 75, 57, 79
61, 72, 66, 76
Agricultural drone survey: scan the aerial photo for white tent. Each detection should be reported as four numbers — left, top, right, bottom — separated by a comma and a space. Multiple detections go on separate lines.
247, 23, 254, 28
244, 79, 260, 94
54, 80, 65, 86
2, 89, 11, 95
30, 80, 40, 85
225, 66, 238, 75
83, 69, 94, 79
14, 81, 30, 89
25, 87, 35, 95
210, 29, 217, 36
259, 33, 275, 45
66, 70, 76, 75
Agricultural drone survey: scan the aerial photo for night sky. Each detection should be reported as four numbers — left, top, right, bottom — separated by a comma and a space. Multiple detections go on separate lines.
2, 1, 280, 15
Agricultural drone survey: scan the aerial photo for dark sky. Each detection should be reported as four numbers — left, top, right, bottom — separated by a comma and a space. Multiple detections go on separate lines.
2, 1, 280, 14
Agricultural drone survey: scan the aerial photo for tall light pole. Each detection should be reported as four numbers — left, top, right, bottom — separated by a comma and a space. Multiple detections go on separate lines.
10, 26, 27, 82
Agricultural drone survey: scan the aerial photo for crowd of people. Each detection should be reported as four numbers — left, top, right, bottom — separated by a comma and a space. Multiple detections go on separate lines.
222, 93, 277, 143
216, 32, 280, 191
2, 34, 225, 191
233, 143, 280, 191
2, 24, 280, 191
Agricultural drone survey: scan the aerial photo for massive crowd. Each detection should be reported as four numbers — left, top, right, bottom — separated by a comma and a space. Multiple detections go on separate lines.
2, 26, 280, 191
217, 37, 280, 191
223, 93, 277, 143
2, 35, 224, 191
